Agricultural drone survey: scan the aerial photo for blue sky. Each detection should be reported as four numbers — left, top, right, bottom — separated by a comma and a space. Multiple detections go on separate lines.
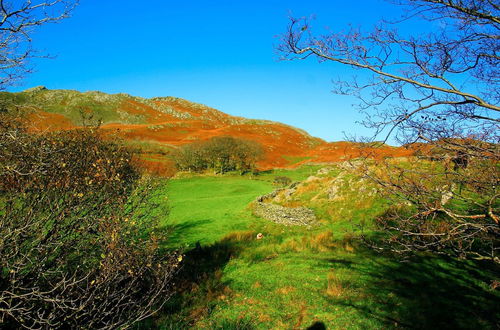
12, 0, 403, 142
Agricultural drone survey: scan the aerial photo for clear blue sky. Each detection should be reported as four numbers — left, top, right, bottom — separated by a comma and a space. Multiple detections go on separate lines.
11, 0, 403, 142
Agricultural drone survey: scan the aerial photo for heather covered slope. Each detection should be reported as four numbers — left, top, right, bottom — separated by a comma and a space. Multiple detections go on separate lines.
0, 87, 413, 173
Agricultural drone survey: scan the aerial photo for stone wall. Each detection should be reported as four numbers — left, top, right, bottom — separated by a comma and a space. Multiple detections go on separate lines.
252, 185, 317, 226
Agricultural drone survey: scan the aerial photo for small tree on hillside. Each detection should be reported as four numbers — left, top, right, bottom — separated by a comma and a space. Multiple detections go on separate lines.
174, 141, 209, 172
205, 136, 263, 174
232, 138, 265, 173
174, 136, 264, 174
205, 136, 235, 173
279, 0, 499, 263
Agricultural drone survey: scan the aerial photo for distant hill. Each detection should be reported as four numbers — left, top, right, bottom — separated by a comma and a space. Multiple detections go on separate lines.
0, 87, 414, 175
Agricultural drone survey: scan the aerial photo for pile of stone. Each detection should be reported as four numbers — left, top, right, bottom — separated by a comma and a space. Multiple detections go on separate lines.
252, 201, 317, 226
252, 185, 317, 227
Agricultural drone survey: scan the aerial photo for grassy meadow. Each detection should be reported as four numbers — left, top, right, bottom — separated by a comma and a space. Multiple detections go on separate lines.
150, 165, 499, 329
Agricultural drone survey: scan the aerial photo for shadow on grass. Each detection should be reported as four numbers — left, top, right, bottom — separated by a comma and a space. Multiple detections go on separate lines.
254, 169, 273, 176
155, 237, 248, 329
331, 247, 500, 329
163, 219, 214, 246
326, 258, 355, 267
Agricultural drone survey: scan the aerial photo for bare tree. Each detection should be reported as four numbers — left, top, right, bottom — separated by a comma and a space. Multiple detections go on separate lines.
279, 0, 499, 263
0, 0, 77, 90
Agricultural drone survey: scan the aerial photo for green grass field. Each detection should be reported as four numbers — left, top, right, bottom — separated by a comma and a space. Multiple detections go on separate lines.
164, 175, 271, 247
153, 166, 499, 329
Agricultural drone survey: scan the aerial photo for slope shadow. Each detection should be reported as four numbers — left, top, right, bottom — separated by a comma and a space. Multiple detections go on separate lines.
331, 248, 500, 329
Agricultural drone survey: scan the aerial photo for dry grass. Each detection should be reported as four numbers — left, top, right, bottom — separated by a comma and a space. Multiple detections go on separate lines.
280, 239, 304, 253
258, 313, 272, 322
326, 270, 345, 297
221, 230, 256, 242
279, 231, 338, 253
275, 286, 296, 295
293, 303, 308, 329
295, 181, 321, 194
341, 233, 356, 253
309, 230, 336, 251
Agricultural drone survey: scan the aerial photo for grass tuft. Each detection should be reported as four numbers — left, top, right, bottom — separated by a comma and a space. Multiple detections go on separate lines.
222, 230, 256, 242
326, 270, 345, 298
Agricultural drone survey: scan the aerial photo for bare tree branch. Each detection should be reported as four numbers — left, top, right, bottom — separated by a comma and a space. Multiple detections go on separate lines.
0, 0, 78, 90
278, 0, 499, 263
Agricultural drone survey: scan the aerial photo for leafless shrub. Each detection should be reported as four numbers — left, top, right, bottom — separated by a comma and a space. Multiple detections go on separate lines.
0, 113, 180, 329
0, 0, 78, 90
278, 0, 499, 263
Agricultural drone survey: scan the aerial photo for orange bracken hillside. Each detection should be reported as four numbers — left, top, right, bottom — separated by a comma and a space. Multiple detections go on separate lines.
2, 87, 414, 175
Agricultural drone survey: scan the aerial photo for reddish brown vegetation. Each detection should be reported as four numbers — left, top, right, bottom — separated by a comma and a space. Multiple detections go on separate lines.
24, 94, 414, 175
25, 111, 74, 132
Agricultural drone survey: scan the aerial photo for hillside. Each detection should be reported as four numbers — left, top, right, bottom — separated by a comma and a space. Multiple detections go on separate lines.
0, 87, 413, 174
156, 166, 499, 328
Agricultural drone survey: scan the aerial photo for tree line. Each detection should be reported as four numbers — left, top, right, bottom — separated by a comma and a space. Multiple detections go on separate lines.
174, 136, 264, 174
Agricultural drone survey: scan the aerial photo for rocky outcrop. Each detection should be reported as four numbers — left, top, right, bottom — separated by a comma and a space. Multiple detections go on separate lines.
23, 86, 47, 93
